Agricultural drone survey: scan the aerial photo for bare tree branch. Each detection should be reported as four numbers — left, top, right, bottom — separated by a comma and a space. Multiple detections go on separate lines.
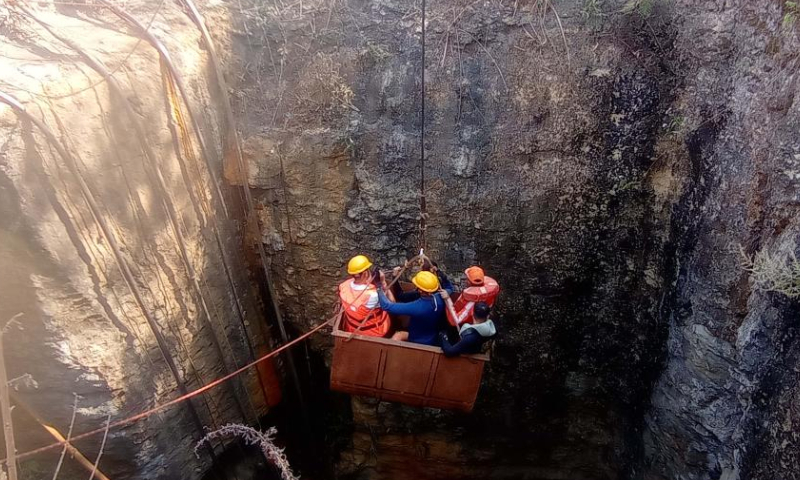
87, 414, 111, 480
0, 314, 22, 480
51, 394, 79, 480
195, 424, 299, 480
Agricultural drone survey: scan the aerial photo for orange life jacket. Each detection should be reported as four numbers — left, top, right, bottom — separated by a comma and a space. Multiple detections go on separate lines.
447, 276, 500, 326
338, 279, 390, 337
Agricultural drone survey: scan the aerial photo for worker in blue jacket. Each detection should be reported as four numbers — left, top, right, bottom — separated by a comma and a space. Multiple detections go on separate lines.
378, 270, 453, 346
439, 302, 496, 357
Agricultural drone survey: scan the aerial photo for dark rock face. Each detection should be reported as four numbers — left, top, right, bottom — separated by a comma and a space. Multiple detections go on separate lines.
642, 2, 800, 480
1, 0, 798, 479
222, 0, 800, 479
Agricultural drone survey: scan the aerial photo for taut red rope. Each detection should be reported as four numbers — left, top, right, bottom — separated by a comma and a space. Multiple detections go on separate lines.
3, 320, 332, 464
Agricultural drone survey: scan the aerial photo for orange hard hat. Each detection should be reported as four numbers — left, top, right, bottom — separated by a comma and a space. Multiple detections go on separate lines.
464, 266, 485, 285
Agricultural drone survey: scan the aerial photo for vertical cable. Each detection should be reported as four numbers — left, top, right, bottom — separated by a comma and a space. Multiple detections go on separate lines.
419, 0, 427, 251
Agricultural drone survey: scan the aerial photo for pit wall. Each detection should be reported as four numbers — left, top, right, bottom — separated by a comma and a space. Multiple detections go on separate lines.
218, 0, 800, 479
0, 3, 275, 479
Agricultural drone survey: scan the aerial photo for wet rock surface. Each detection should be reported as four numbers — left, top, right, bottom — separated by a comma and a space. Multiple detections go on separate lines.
0, 3, 275, 479
642, 2, 800, 479
0, 0, 798, 479
220, 0, 800, 479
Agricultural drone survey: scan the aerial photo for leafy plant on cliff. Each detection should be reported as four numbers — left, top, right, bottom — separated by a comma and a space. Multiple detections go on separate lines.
741, 247, 800, 299
784, 2, 799, 30
667, 114, 685, 137
195, 424, 299, 480
362, 42, 391, 63
623, 0, 657, 18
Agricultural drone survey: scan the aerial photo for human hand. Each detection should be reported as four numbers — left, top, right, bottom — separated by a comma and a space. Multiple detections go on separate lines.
392, 266, 402, 277
439, 289, 449, 300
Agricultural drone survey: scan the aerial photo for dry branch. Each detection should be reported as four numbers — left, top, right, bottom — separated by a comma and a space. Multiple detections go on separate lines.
741, 246, 800, 299
195, 424, 298, 480
87, 414, 111, 480
51, 394, 78, 480
456, 28, 509, 90
0, 314, 22, 480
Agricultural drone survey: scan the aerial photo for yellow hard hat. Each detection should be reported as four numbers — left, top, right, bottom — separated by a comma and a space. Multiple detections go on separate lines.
347, 255, 373, 275
412, 271, 440, 293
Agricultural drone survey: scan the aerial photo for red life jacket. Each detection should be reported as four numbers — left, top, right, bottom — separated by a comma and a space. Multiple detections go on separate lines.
447, 276, 500, 326
338, 279, 390, 337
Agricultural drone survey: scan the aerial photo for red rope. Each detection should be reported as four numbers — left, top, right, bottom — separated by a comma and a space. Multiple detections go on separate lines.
8, 256, 426, 462
4, 320, 331, 463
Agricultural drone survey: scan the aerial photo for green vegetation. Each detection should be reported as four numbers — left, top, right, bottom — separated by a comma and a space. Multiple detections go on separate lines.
583, 0, 664, 25
623, 0, 657, 18
610, 179, 642, 197
667, 115, 685, 136
363, 42, 391, 62
341, 135, 356, 154
784, 2, 799, 30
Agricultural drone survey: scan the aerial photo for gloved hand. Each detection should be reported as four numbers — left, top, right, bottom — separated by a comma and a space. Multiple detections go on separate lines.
370, 268, 381, 286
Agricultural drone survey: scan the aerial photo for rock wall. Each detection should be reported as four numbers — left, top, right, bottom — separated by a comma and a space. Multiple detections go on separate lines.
222, 0, 677, 478
642, 2, 800, 479
218, 0, 800, 479
0, 3, 276, 479
2, 0, 799, 479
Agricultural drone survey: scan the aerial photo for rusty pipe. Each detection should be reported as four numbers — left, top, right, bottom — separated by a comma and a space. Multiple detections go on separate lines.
179, 0, 307, 414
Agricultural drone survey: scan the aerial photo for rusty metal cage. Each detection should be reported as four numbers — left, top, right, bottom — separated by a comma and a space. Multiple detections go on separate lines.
330, 314, 489, 412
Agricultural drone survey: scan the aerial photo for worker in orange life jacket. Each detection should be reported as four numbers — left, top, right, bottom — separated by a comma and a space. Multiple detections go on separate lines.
338, 255, 391, 337
442, 266, 500, 327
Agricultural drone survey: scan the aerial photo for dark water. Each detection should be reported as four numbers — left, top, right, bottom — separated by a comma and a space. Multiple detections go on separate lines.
202, 338, 351, 480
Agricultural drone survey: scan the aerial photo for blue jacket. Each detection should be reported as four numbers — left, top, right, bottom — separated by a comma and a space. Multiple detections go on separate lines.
440, 320, 497, 357
378, 276, 453, 346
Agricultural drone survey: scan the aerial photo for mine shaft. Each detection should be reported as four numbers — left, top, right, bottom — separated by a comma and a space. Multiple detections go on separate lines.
1, 1, 799, 479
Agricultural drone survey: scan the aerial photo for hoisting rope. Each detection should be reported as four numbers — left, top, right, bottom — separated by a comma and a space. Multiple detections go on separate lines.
418, 0, 428, 252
